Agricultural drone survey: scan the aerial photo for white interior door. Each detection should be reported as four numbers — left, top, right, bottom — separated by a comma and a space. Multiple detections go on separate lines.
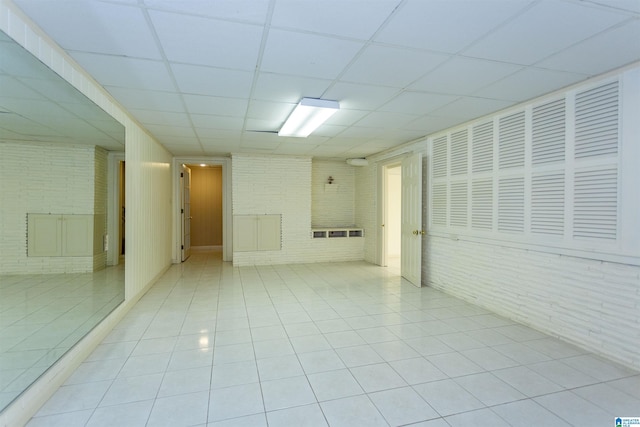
401, 152, 423, 287
181, 165, 192, 261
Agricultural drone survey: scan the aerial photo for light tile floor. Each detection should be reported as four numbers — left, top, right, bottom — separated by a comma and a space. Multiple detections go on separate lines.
27, 250, 640, 427
0, 265, 124, 411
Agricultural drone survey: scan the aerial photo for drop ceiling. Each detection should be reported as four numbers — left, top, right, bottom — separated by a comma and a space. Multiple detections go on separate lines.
11, 0, 640, 159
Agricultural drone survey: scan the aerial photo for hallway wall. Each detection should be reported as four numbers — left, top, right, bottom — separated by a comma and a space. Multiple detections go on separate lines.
190, 166, 223, 247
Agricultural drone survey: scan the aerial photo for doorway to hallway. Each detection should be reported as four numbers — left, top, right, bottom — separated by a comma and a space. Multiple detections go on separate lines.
182, 164, 223, 261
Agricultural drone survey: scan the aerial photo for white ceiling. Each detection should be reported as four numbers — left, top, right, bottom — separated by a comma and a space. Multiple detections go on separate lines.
11, 0, 640, 159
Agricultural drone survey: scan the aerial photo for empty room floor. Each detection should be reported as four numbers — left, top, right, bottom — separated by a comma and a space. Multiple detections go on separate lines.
26, 250, 640, 427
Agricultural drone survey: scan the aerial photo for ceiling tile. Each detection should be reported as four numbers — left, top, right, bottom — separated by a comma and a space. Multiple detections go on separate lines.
150, 11, 263, 70
324, 109, 369, 126
404, 115, 465, 134
244, 119, 281, 133
190, 115, 244, 131
182, 95, 248, 117
375, 0, 534, 53
261, 29, 364, 79
313, 124, 348, 138
246, 100, 296, 121
128, 109, 191, 127
145, 123, 196, 138
340, 45, 449, 87
473, 67, 589, 102
70, 53, 175, 91
355, 111, 418, 128
323, 82, 399, 110
463, 0, 630, 65
338, 126, 389, 139
252, 73, 332, 103
410, 57, 523, 95
536, 19, 640, 75
14, 1, 162, 59
143, 0, 271, 24
271, 0, 400, 40
428, 97, 516, 121
379, 91, 458, 115
104, 87, 184, 112
171, 64, 254, 98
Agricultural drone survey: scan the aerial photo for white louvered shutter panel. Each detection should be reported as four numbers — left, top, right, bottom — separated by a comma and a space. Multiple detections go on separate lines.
450, 181, 467, 227
432, 183, 447, 226
472, 121, 493, 173
471, 179, 492, 230
573, 167, 617, 240
499, 111, 525, 169
498, 177, 524, 233
575, 81, 618, 159
531, 172, 564, 235
450, 129, 468, 176
433, 135, 448, 179
532, 99, 565, 165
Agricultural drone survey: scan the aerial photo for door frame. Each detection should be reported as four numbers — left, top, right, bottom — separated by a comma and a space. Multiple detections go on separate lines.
107, 152, 125, 266
379, 161, 402, 268
180, 164, 192, 262
376, 154, 408, 267
172, 157, 232, 263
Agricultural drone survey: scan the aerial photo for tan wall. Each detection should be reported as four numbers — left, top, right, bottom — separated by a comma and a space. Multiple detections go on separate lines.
190, 166, 223, 246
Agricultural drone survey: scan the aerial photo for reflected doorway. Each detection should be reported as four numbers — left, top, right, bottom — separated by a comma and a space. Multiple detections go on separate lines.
118, 161, 125, 261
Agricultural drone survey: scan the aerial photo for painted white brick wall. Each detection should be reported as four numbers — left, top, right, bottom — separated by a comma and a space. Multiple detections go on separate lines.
356, 164, 378, 263
425, 236, 640, 369
0, 142, 101, 274
312, 160, 355, 226
232, 154, 364, 266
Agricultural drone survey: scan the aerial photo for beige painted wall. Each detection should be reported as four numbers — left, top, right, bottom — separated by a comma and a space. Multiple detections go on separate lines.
190, 167, 223, 247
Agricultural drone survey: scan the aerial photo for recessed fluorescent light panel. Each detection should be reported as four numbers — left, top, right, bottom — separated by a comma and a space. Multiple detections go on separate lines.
278, 98, 339, 137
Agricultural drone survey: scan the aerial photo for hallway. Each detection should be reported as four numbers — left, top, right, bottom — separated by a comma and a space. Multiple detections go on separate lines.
27, 250, 640, 426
